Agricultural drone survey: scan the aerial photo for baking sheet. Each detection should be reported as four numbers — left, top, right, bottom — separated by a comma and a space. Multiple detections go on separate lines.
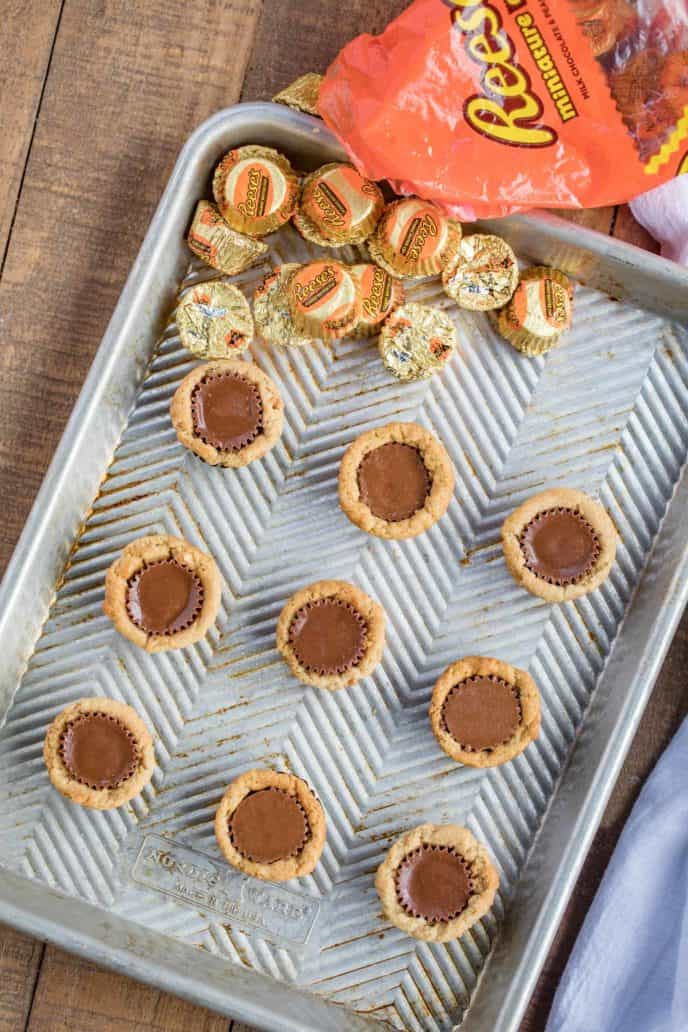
0, 104, 686, 1032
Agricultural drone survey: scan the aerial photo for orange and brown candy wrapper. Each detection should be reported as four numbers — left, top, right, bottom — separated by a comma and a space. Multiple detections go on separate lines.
318, 0, 688, 219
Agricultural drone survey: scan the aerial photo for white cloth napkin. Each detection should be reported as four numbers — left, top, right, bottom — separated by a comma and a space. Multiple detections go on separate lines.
546, 717, 688, 1032
630, 177, 688, 266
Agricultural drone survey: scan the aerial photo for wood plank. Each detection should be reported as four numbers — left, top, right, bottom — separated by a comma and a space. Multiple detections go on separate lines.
0, 926, 43, 1032
521, 609, 688, 1031
551, 206, 615, 236
0, 0, 263, 575
0, 0, 264, 1017
25, 947, 228, 1031
240, 0, 410, 101
0, 0, 63, 265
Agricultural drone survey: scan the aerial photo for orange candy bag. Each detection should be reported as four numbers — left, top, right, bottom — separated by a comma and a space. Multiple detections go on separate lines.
318, 0, 688, 218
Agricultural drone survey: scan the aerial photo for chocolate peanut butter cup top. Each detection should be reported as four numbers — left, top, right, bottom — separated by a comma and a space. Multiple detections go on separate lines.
442, 675, 521, 752
229, 788, 309, 863
126, 559, 203, 635
395, 845, 472, 923
59, 713, 138, 790
288, 597, 367, 675
191, 372, 263, 452
520, 507, 600, 585
357, 442, 431, 522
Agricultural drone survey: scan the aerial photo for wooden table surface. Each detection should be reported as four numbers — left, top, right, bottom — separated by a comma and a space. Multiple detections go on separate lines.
0, 2, 685, 1030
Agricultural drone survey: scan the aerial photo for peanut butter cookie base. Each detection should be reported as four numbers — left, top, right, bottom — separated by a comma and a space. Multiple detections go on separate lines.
170, 358, 284, 468
429, 656, 541, 768
214, 769, 326, 881
339, 421, 454, 540
501, 487, 618, 602
43, 697, 155, 810
276, 579, 385, 690
375, 824, 499, 942
103, 533, 221, 652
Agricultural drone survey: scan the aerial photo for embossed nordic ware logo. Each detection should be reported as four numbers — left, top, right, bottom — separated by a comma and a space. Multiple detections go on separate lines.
132, 834, 319, 946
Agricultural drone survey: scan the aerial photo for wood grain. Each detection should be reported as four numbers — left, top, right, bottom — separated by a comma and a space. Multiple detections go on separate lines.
0, 0, 262, 575
0, 0, 263, 1022
240, 0, 410, 101
0, 928, 43, 1032
551, 206, 616, 236
24, 948, 228, 1032
0, 0, 63, 265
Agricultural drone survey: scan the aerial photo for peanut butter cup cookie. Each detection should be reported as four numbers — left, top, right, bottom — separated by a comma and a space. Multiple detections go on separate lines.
104, 534, 221, 652
44, 697, 154, 809
429, 656, 541, 768
339, 422, 454, 540
170, 358, 283, 467
502, 488, 618, 602
277, 580, 385, 690
376, 824, 499, 942
214, 769, 326, 881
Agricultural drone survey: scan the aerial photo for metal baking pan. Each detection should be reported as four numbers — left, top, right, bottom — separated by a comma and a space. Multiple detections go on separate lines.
0, 103, 686, 1032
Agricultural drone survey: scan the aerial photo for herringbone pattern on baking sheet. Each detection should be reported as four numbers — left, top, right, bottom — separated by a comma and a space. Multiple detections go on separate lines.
0, 223, 686, 1030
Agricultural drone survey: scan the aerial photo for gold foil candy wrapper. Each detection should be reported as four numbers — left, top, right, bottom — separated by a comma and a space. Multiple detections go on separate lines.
379, 302, 457, 381
176, 282, 254, 360
291, 207, 334, 248
212, 145, 299, 238
442, 233, 519, 311
491, 267, 574, 357
253, 264, 312, 348
368, 198, 462, 279
350, 263, 405, 337
297, 163, 384, 246
272, 73, 323, 116
187, 201, 268, 275
287, 260, 361, 340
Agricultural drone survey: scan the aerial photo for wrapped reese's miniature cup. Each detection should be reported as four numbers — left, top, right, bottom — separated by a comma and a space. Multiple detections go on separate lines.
272, 73, 323, 116
286, 261, 361, 340
213, 145, 299, 238
368, 199, 461, 279
379, 302, 457, 381
253, 264, 311, 348
186, 201, 268, 275
295, 163, 385, 246
442, 234, 519, 311
490, 267, 574, 357
176, 283, 254, 360
350, 263, 405, 337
